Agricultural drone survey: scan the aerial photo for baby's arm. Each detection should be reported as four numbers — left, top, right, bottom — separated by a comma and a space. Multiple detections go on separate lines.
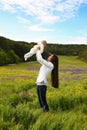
24, 45, 38, 61
38, 40, 47, 53
38, 43, 44, 53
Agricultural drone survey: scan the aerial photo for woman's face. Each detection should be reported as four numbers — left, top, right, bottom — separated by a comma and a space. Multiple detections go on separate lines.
47, 55, 54, 61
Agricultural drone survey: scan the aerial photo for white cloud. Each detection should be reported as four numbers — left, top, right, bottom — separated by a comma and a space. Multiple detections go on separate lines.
28, 24, 54, 32
16, 16, 29, 23
0, 0, 87, 23
38, 15, 60, 24
70, 37, 87, 44
0, 0, 16, 12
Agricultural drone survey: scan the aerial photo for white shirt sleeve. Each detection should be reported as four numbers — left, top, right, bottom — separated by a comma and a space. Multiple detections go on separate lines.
36, 50, 54, 69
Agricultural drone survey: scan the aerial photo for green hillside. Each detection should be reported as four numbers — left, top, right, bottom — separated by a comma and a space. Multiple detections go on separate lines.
0, 56, 87, 130
0, 36, 36, 65
0, 36, 87, 66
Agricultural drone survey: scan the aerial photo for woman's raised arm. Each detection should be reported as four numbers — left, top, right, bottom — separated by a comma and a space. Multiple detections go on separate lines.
36, 50, 54, 69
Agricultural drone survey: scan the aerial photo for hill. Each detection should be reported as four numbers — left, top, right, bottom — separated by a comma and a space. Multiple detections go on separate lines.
0, 36, 36, 65
0, 36, 87, 65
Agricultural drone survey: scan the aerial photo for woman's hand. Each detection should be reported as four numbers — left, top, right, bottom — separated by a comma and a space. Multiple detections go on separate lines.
37, 46, 41, 50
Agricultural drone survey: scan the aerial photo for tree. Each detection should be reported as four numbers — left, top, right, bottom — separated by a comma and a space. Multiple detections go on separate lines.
7, 50, 20, 64
0, 49, 8, 65
78, 49, 87, 61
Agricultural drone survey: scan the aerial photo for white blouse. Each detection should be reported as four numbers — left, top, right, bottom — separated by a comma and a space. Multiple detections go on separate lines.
36, 50, 54, 85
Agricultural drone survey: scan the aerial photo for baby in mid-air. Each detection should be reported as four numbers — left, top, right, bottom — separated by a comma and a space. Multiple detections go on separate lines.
24, 40, 47, 61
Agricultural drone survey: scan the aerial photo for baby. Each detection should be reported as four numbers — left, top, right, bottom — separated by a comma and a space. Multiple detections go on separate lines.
24, 40, 47, 61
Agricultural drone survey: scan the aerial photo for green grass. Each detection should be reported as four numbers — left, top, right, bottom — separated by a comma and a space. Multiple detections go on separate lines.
0, 56, 87, 130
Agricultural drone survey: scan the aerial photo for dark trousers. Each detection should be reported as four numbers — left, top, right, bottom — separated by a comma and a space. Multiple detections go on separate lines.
37, 85, 49, 112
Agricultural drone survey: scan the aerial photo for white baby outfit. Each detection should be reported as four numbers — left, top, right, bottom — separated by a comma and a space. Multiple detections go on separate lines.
24, 42, 44, 61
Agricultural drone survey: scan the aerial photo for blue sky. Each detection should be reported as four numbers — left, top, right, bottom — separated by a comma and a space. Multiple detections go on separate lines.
0, 0, 87, 44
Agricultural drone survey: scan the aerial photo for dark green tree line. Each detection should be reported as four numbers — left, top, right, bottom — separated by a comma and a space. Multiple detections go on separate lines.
0, 36, 87, 65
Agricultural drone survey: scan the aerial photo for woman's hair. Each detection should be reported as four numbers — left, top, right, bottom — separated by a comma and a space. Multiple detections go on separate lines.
50, 55, 59, 88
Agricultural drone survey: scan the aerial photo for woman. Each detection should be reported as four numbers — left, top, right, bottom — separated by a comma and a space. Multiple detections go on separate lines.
36, 47, 58, 112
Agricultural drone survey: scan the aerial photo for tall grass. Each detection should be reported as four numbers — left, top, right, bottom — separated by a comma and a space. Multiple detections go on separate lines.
0, 56, 87, 130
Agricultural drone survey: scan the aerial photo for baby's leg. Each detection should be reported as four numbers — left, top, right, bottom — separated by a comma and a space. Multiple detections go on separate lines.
26, 48, 36, 57
24, 47, 37, 61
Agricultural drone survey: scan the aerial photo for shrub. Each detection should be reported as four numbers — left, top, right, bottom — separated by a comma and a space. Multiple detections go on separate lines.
0, 104, 15, 130
7, 50, 20, 64
78, 49, 87, 61
0, 49, 8, 65
9, 91, 33, 107
14, 104, 37, 130
0, 49, 20, 66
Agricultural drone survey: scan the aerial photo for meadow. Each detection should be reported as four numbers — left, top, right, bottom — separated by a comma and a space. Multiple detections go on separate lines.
0, 56, 87, 130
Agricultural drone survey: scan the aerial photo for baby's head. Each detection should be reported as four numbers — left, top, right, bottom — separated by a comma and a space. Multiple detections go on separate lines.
41, 40, 47, 46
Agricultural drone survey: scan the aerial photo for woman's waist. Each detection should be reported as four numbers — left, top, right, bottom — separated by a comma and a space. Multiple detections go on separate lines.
36, 81, 46, 85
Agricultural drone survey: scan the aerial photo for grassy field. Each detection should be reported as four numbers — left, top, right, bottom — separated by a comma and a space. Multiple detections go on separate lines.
0, 56, 87, 130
